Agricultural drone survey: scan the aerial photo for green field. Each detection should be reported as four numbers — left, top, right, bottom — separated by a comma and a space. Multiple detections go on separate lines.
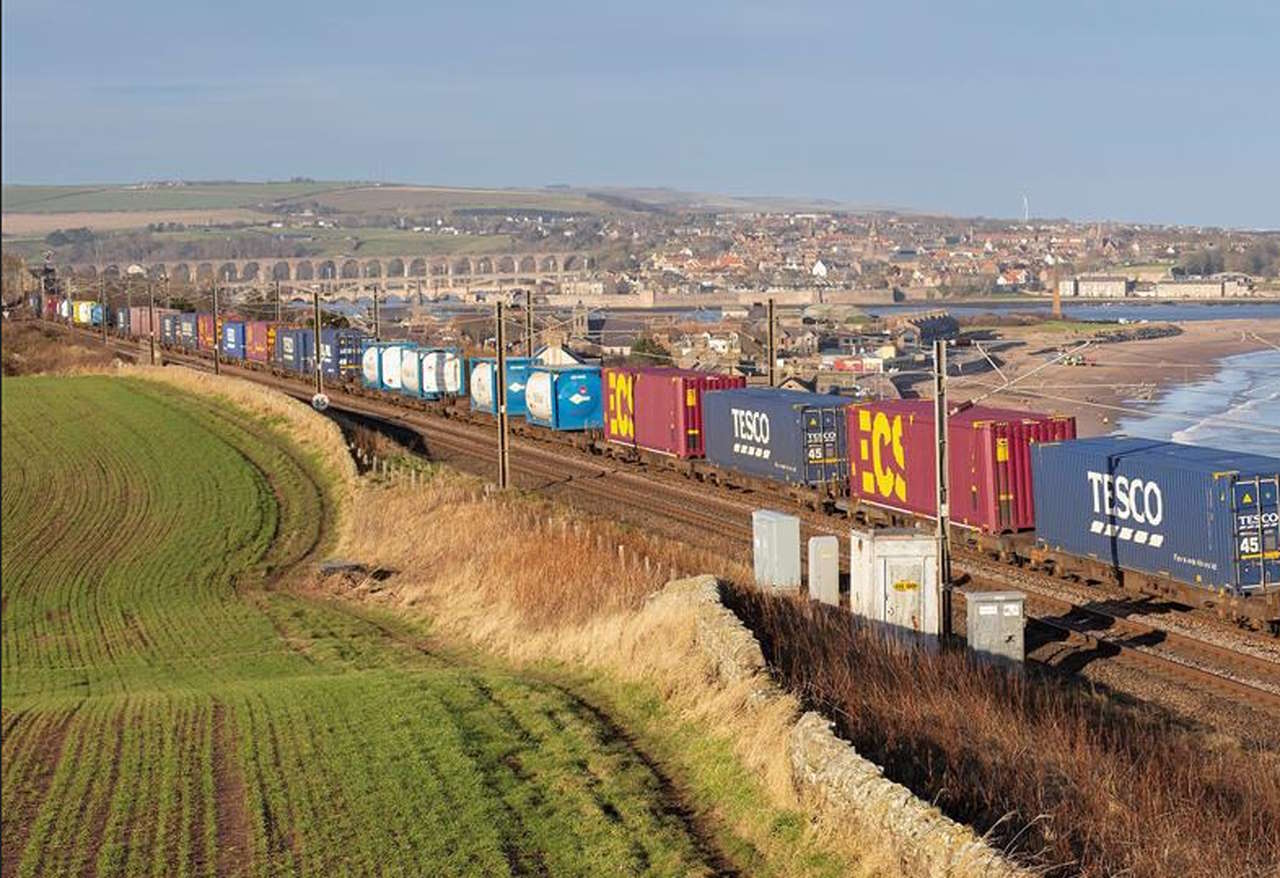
1, 377, 736, 876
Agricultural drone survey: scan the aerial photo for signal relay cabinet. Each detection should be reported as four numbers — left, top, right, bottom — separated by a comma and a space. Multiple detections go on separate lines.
961, 589, 1025, 664
752, 509, 801, 590
849, 527, 938, 639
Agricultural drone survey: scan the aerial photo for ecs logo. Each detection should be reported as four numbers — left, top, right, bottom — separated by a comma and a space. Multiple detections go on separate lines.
853, 409, 907, 503
607, 371, 635, 439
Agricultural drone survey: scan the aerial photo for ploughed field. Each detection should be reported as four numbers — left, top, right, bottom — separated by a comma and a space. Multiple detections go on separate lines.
1, 376, 725, 877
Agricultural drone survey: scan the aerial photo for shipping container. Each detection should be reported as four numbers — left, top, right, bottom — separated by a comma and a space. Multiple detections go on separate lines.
91, 303, 106, 327
319, 328, 363, 379
178, 313, 199, 348
72, 300, 95, 324
358, 340, 410, 391
469, 357, 533, 415
421, 349, 466, 397
57, 298, 72, 320
43, 295, 62, 321
703, 388, 851, 490
525, 365, 604, 431
244, 321, 274, 363
161, 313, 180, 346
1031, 437, 1280, 594
221, 320, 246, 360
603, 367, 746, 458
846, 400, 1077, 533
276, 327, 315, 374
399, 347, 426, 398
114, 306, 130, 333
125, 305, 176, 339
849, 526, 940, 639
197, 313, 216, 352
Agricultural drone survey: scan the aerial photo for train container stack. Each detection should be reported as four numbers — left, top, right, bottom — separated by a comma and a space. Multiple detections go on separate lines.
178, 313, 199, 349
603, 366, 746, 458
421, 349, 466, 398
525, 365, 604, 431
126, 306, 176, 339
245, 321, 275, 364
703, 388, 851, 492
846, 400, 1077, 533
1032, 437, 1280, 594
319, 328, 363, 380
197, 313, 216, 352
276, 327, 314, 375
221, 320, 246, 360
361, 340, 411, 392
469, 357, 533, 416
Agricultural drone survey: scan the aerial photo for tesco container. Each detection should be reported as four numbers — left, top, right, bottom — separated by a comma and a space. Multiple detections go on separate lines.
604, 367, 746, 458
178, 313, 199, 348
421, 349, 466, 398
276, 327, 315, 375
245, 321, 275, 364
319, 328, 363, 380
703, 388, 851, 490
197, 313, 216, 352
220, 321, 246, 360
847, 400, 1077, 533
849, 526, 939, 639
469, 357, 533, 416
1032, 437, 1280, 595
524, 365, 604, 431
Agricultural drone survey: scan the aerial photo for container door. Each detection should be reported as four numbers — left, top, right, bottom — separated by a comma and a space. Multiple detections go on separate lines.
1233, 476, 1280, 592
605, 370, 636, 444
803, 406, 845, 487
882, 557, 928, 633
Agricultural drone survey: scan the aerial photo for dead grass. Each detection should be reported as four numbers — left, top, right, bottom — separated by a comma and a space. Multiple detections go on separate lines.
1, 321, 122, 375
722, 588, 1280, 878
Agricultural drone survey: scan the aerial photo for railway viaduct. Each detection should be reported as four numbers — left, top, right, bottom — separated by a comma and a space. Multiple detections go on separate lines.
59, 252, 594, 300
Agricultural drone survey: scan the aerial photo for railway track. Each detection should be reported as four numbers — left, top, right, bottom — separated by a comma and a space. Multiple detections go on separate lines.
59, 324, 1280, 714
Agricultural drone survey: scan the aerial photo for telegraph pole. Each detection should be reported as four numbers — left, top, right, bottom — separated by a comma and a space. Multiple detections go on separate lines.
312, 288, 324, 395
100, 274, 108, 345
147, 281, 156, 365
212, 281, 221, 375
373, 287, 381, 341
767, 297, 777, 386
933, 339, 953, 640
417, 278, 424, 309
275, 280, 282, 323
495, 301, 511, 489
524, 289, 534, 357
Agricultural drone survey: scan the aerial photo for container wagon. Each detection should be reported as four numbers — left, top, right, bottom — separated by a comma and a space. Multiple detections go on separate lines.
1031, 437, 1280, 608
319, 328, 364, 381
703, 388, 851, 495
524, 365, 604, 431
603, 366, 746, 458
469, 357, 533, 416
846, 400, 1076, 534
276, 327, 314, 375
361, 340, 411, 392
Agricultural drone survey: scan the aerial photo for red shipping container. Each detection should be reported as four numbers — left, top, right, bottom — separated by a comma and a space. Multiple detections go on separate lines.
604, 367, 746, 458
197, 313, 216, 351
43, 295, 61, 320
847, 400, 1076, 533
245, 321, 274, 363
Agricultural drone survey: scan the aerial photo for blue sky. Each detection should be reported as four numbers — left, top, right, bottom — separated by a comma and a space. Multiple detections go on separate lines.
3, 1, 1277, 227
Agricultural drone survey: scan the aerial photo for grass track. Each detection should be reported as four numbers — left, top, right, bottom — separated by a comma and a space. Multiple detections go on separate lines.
2, 376, 733, 877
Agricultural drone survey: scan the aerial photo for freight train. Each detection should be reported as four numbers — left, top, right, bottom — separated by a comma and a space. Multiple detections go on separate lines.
44, 302, 1280, 632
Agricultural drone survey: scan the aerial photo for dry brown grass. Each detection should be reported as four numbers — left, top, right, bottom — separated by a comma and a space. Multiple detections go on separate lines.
2, 321, 122, 375
723, 588, 1280, 878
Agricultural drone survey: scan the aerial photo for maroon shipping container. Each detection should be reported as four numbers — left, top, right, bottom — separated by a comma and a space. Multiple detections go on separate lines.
245, 321, 274, 363
43, 295, 61, 320
604, 366, 747, 458
197, 313, 216, 351
126, 305, 176, 338
847, 400, 1076, 533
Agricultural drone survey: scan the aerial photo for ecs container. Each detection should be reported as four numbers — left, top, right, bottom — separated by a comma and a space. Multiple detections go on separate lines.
197, 313, 216, 352
245, 321, 275, 364
421, 349, 466, 397
361, 340, 410, 391
703, 388, 851, 490
276, 327, 315, 375
221, 320, 246, 360
524, 365, 604, 431
849, 526, 940, 639
1032, 437, 1280, 595
847, 400, 1076, 533
603, 367, 746, 458
469, 357, 534, 416
319, 328, 363, 380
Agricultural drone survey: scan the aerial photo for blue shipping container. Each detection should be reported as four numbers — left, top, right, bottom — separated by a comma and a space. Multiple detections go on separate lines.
178, 313, 199, 348
90, 303, 105, 326
469, 357, 533, 415
221, 321, 246, 360
161, 313, 179, 346
703, 388, 852, 489
319, 328, 364, 380
276, 328, 314, 374
524, 365, 604, 431
1031, 437, 1280, 594
360, 340, 411, 391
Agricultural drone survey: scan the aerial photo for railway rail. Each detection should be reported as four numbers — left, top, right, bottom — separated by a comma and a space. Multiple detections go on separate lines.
51, 322, 1280, 714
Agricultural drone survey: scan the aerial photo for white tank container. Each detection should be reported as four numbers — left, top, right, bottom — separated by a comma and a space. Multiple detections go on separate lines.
380, 345, 403, 390
361, 346, 380, 385
849, 527, 939, 638
423, 351, 463, 395
470, 361, 494, 408
401, 350, 422, 395
524, 370, 553, 422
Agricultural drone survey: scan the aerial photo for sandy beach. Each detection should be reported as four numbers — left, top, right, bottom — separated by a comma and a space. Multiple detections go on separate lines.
949, 318, 1280, 437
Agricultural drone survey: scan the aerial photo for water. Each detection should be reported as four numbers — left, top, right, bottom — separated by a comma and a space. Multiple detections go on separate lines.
868, 301, 1280, 323
1113, 349, 1280, 457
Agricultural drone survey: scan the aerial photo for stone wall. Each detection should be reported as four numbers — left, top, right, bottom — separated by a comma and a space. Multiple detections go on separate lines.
668, 574, 1030, 878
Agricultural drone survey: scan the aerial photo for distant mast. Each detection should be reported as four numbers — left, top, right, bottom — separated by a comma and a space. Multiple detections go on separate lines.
1022, 193, 1030, 223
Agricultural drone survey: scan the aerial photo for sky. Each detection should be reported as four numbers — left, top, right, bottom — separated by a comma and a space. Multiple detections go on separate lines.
3, 1, 1278, 228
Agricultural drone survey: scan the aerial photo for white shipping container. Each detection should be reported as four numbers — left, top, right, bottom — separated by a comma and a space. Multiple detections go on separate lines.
849, 527, 939, 639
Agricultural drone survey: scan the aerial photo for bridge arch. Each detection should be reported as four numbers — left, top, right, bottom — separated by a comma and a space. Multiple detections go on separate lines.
318, 260, 337, 280
170, 263, 191, 283
474, 256, 493, 275
387, 258, 405, 277
196, 263, 215, 282
103, 264, 122, 278
271, 261, 291, 281
497, 255, 517, 274
408, 258, 427, 277
295, 260, 314, 281
217, 262, 237, 282
340, 259, 360, 279
452, 257, 472, 276
518, 255, 537, 274
430, 259, 448, 277
539, 255, 559, 273
563, 254, 583, 272
241, 262, 260, 282
363, 260, 382, 278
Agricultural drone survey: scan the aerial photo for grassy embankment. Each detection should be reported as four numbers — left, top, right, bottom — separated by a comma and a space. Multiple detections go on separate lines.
1, 372, 854, 876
